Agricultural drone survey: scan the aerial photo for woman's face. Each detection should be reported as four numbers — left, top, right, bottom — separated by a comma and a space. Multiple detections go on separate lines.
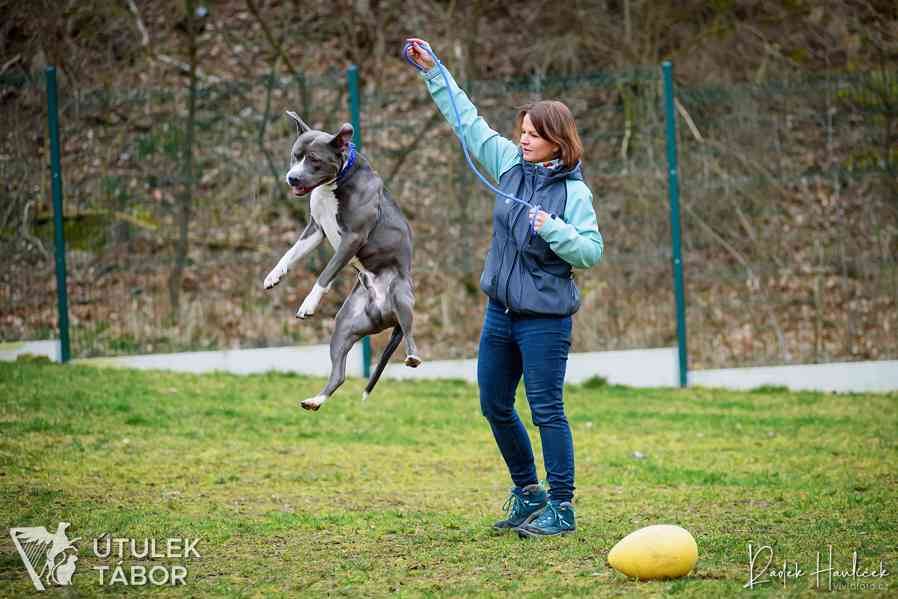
520, 114, 560, 164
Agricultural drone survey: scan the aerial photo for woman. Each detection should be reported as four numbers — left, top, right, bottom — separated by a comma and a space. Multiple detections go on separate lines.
407, 39, 603, 537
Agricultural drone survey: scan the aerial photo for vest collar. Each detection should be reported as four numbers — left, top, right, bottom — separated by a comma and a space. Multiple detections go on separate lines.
520, 149, 583, 181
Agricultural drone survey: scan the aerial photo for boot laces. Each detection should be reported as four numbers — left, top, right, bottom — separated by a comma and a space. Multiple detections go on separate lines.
502, 492, 523, 519
502, 489, 538, 519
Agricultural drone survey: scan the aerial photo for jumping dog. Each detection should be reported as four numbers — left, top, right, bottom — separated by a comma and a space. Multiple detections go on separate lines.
264, 112, 421, 411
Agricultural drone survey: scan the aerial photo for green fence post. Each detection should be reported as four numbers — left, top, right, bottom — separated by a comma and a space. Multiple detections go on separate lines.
346, 65, 372, 378
662, 61, 688, 387
46, 66, 71, 363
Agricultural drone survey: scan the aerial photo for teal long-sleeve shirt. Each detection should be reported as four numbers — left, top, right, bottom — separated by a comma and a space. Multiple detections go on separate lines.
422, 65, 604, 269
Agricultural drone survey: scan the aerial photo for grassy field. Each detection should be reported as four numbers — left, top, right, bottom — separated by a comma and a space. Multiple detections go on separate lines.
1, 360, 896, 598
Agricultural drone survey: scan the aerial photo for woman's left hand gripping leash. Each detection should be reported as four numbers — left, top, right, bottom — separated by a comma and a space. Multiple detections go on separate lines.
529, 206, 548, 237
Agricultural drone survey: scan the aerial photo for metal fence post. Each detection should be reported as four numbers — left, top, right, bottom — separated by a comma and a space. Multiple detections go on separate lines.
46, 66, 71, 363
346, 65, 372, 378
662, 61, 688, 387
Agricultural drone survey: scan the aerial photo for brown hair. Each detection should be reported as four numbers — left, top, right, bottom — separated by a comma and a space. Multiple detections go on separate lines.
514, 100, 583, 169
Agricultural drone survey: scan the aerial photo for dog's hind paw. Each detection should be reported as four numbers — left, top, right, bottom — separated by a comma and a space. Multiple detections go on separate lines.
405, 355, 422, 368
296, 284, 327, 319
300, 395, 327, 411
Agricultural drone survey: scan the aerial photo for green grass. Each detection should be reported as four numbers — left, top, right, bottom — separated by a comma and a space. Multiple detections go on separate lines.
0, 361, 896, 597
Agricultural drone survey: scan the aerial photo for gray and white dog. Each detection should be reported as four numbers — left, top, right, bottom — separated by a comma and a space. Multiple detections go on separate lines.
264, 111, 420, 411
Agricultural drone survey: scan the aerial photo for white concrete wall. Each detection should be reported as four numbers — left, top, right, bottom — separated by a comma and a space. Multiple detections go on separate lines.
689, 360, 898, 393
0, 340, 60, 362
73, 344, 365, 378
2, 339, 896, 393
381, 348, 679, 386
382, 357, 477, 382
568, 348, 679, 387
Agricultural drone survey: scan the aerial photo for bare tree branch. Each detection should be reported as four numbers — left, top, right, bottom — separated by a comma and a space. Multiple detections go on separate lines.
21, 201, 50, 262
384, 111, 444, 190
245, 0, 301, 79
123, 0, 222, 84
123, 0, 149, 46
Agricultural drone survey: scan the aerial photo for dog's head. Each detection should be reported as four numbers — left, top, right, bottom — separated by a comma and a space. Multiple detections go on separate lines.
284, 111, 354, 197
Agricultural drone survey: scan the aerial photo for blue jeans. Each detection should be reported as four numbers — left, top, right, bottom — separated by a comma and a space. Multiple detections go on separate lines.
477, 299, 574, 503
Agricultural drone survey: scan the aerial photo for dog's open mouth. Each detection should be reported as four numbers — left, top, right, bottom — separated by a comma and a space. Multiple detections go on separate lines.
291, 185, 314, 197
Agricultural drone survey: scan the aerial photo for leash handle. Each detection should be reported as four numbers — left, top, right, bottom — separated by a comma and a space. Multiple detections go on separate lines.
403, 39, 538, 216
403, 39, 433, 71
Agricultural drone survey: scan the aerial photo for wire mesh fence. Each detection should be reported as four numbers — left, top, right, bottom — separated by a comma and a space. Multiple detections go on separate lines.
1, 63, 895, 369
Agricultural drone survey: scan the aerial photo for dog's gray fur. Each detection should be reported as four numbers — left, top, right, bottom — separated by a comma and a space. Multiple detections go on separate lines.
264, 111, 420, 411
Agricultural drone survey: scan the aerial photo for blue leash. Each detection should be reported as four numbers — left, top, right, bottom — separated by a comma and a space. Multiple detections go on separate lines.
402, 40, 541, 235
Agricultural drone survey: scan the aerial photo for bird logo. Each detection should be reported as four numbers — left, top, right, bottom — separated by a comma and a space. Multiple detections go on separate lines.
9, 522, 80, 591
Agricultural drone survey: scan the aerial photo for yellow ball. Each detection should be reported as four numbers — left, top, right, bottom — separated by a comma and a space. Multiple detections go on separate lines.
607, 524, 698, 580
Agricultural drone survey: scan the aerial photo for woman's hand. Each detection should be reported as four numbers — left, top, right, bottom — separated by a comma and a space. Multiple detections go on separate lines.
529, 208, 550, 232
405, 38, 435, 70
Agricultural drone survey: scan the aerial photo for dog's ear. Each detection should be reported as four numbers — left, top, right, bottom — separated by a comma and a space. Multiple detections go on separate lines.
330, 123, 354, 151
285, 110, 311, 134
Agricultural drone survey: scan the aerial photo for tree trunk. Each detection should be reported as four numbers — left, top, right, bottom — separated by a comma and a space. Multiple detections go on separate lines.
168, 0, 198, 321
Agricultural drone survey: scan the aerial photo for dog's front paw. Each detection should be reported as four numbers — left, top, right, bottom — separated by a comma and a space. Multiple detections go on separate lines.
264, 264, 287, 289
296, 284, 327, 319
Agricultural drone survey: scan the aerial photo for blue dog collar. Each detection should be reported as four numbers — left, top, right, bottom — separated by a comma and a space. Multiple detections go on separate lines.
335, 143, 356, 185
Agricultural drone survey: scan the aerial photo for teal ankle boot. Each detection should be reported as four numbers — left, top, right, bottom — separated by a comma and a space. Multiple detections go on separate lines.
516, 499, 575, 537
493, 484, 548, 530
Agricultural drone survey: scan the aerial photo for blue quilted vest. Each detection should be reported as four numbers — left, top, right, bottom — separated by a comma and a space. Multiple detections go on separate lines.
479, 156, 582, 316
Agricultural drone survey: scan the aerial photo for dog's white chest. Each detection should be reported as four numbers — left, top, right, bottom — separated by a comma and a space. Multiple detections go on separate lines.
310, 184, 370, 275
310, 184, 342, 250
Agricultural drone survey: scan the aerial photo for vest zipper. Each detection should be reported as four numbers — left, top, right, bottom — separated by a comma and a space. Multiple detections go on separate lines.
526, 179, 543, 245
502, 205, 528, 310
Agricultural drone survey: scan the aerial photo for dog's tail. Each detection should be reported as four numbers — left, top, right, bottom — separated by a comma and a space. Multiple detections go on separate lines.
362, 325, 403, 400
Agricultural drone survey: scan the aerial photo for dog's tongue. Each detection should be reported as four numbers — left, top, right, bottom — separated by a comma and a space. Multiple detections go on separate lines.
292, 185, 311, 197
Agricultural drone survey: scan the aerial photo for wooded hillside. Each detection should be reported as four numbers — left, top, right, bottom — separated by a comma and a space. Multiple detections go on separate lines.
2, 1, 896, 368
